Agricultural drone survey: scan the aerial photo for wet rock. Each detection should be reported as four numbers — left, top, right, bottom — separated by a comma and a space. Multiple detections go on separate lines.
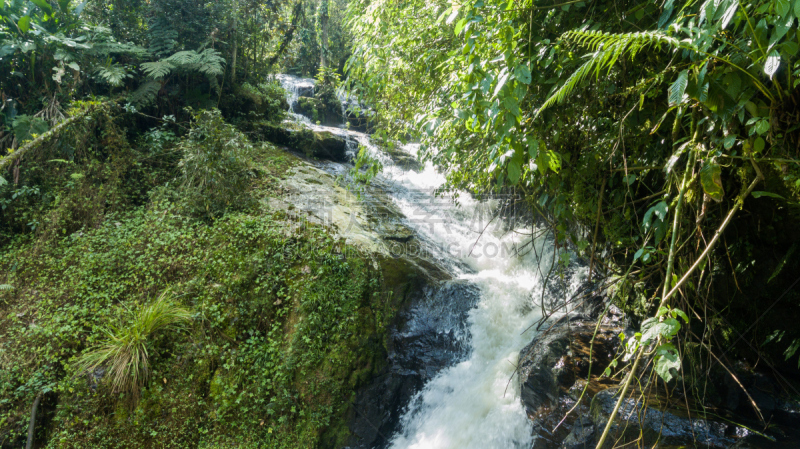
590, 387, 735, 448
518, 301, 624, 449
561, 416, 594, 449
309, 130, 347, 161
346, 280, 480, 449
259, 122, 347, 162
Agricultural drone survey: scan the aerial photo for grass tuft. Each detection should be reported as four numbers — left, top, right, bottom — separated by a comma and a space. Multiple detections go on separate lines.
73, 291, 192, 403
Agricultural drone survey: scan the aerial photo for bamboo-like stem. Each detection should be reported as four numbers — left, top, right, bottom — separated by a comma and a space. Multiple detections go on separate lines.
26, 393, 42, 449
663, 142, 697, 299
594, 158, 764, 449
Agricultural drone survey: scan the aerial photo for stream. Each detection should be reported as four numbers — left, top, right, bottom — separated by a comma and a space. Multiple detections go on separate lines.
276, 75, 587, 449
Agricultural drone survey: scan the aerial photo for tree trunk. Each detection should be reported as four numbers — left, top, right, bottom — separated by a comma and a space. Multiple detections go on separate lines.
319, 0, 329, 69
26, 393, 43, 449
231, 1, 238, 84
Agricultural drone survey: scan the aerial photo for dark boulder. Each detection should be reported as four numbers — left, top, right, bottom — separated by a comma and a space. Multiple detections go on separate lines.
346, 279, 480, 449
259, 123, 348, 162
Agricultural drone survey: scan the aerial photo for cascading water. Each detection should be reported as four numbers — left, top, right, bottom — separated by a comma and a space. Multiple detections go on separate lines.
276, 77, 586, 448
275, 74, 315, 124
363, 139, 587, 449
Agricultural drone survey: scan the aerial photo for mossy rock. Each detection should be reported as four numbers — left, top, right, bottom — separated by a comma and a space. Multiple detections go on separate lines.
258, 122, 347, 162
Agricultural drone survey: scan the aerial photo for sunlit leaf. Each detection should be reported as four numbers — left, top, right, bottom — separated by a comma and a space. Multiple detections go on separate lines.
668, 70, 688, 106
764, 50, 781, 78
18, 16, 31, 33
700, 160, 724, 202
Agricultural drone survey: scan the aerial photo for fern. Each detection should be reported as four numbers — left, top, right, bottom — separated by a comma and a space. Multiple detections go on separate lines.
141, 59, 175, 79
95, 64, 130, 87
129, 80, 162, 107
0, 284, 12, 291
195, 49, 225, 76
536, 30, 683, 116
147, 17, 178, 58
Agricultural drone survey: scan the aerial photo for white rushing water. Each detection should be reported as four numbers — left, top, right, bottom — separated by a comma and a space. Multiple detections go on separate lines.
275, 79, 587, 448
366, 140, 588, 449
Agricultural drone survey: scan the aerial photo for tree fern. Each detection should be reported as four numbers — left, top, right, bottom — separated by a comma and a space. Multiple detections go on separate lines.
147, 17, 178, 58
536, 30, 682, 116
94, 63, 130, 87
141, 59, 175, 79
128, 80, 162, 107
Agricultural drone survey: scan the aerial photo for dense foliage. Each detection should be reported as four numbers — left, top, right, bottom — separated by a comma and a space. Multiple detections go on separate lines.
346, 0, 800, 405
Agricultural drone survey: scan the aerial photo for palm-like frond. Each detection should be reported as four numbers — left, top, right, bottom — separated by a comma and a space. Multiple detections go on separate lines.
537, 30, 683, 116
0, 284, 13, 291
129, 80, 162, 107
95, 64, 130, 87
73, 291, 191, 403
141, 59, 175, 79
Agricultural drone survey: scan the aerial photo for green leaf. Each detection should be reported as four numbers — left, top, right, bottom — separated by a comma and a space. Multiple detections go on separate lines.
755, 120, 770, 136
668, 70, 688, 106
507, 160, 521, 184
654, 345, 681, 382
18, 16, 30, 33
672, 308, 690, 323
764, 50, 781, 78
454, 18, 467, 35
723, 134, 736, 149
59, 0, 71, 13
777, 0, 791, 17
754, 136, 765, 152
74, 0, 89, 16
514, 64, 532, 84
527, 139, 539, 159
795, 0, 800, 18
31, 0, 53, 13
700, 160, 724, 202
752, 191, 786, 199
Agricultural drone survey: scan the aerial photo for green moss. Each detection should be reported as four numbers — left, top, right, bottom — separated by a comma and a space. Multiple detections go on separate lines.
0, 144, 394, 447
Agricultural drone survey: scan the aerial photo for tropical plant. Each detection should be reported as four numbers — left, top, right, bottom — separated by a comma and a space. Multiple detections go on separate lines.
346, 0, 800, 441
176, 108, 255, 217
73, 290, 191, 402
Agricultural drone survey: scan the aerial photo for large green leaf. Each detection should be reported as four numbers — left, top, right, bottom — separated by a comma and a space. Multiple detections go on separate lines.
507, 160, 521, 184
654, 344, 681, 382
18, 15, 30, 33
700, 160, 724, 202
668, 70, 688, 106
776, 0, 791, 17
514, 64, 531, 84
30, 0, 53, 13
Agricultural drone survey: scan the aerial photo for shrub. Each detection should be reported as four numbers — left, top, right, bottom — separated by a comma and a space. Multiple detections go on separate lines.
176, 108, 255, 218
73, 291, 192, 404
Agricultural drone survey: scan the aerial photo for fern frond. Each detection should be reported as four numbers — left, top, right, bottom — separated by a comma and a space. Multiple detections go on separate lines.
166, 50, 202, 66
148, 17, 178, 58
141, 60, 175, 79
536, 30, 684, 116
95, 64, 130, 87
196, 49, 225, 76
129, 80, 162, 107
0, 284, 13, 291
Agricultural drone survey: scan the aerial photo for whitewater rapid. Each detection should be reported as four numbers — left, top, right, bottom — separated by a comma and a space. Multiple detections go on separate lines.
367, 140, 587, 449
275, 74, 587, 449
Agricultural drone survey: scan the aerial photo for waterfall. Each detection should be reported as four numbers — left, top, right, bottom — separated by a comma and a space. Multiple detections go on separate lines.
354, 139, 587, 449
275, 76, 587, 448
275, 74, 315, 124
